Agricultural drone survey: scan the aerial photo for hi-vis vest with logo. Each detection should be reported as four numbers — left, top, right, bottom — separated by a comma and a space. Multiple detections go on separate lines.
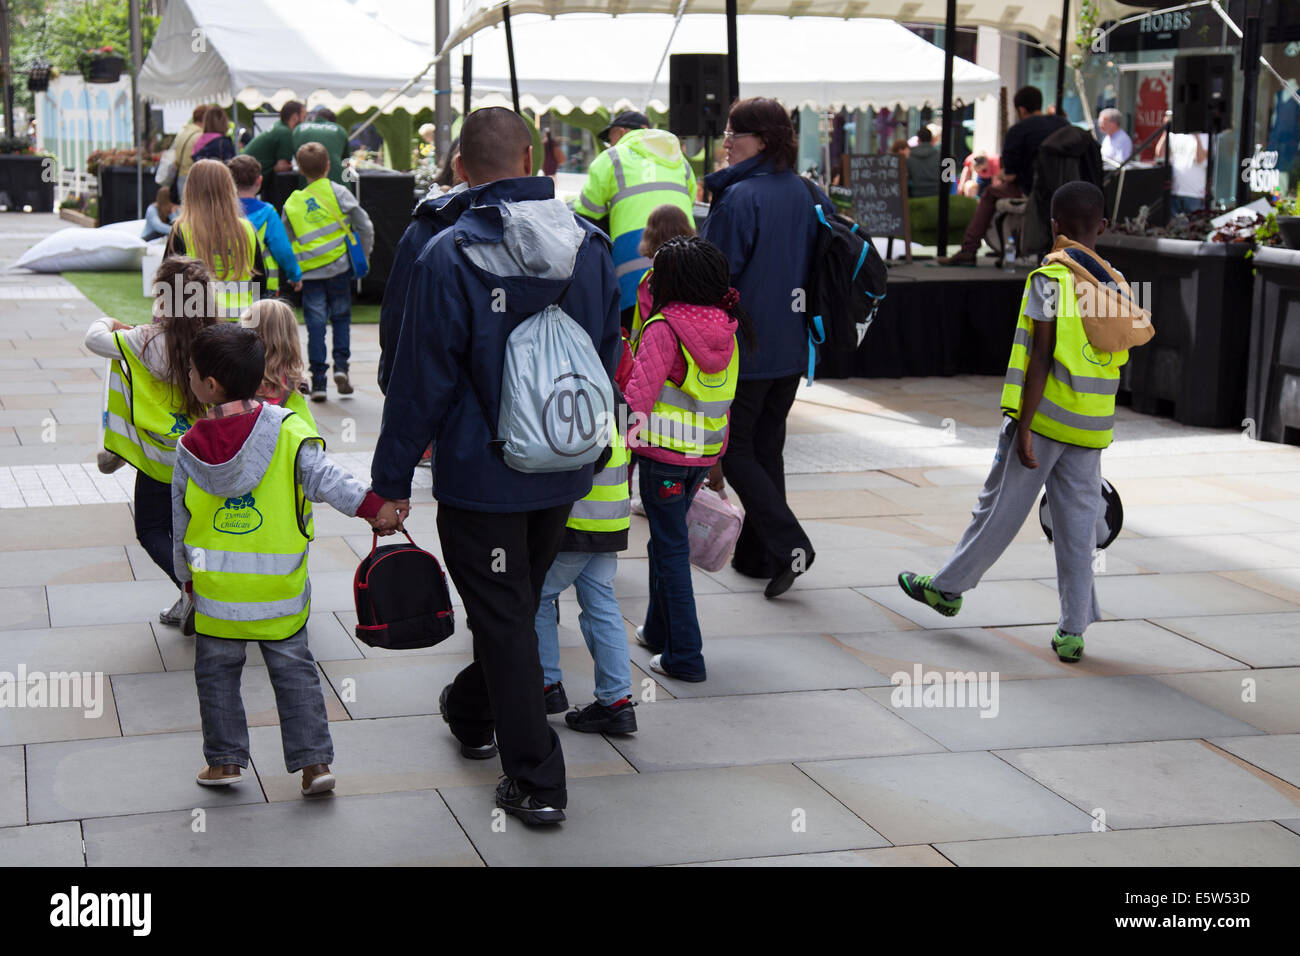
1000, 263, 1128, 449
637, 315, 738, 458
103, 330, 193, 483
180, 220, 258, 320
184, 412, 319, 640
566, 428, 630, 534
284, 178, 349, 273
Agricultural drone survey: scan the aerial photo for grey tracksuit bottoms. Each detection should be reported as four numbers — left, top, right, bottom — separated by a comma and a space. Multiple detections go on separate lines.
932, 417, 1103, 635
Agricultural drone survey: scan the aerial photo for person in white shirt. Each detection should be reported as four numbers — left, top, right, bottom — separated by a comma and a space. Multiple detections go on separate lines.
1155, 114, 1209, 215
1098, 108, 1133, 167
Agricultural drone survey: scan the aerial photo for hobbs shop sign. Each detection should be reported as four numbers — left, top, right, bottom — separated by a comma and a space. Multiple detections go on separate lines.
1140, 11, 1194, 34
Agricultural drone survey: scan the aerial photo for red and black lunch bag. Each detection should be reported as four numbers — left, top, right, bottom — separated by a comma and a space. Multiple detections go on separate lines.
353, 532, 455, 649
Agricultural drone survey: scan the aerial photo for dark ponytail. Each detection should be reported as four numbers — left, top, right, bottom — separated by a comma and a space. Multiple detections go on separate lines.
647, 236, 755, 353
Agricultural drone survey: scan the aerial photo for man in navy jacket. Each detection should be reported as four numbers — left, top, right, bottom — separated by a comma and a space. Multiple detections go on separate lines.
371, 108, 621, 826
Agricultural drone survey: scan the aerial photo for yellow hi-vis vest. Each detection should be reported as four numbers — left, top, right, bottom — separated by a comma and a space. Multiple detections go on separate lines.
183, 412, 319, 641
283, 387, 318, 434
254, 218, 279, 293
284, 178, 349, 273
179, 219, 258, 320
103, 330, 193, 483
637, 314, 738, 458
566, 428, 630, 534
1000, 263, 1128, 449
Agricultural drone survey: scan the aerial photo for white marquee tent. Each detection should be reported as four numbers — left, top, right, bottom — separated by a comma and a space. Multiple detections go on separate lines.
137, 0, 435, 111
450, 14, 1002, 114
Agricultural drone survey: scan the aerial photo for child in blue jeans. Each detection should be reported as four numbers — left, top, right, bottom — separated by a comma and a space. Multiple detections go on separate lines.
534, 430, 636, 733
622, 237, 753, 683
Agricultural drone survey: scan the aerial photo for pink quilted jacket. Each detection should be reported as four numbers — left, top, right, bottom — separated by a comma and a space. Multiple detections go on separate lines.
623, 302, 738, 467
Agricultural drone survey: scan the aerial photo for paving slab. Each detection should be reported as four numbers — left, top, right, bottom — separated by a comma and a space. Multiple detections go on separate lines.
111, 666, 349, 737
1218, 567, 1300, 606
936, 821, 1300, 866
0, 621, 163, 675
26, 731, 266, 823
1208, 734, 1300, 788
0, 586, 49, 630
681, 845, 952, 867
0, 676, 120, 747
1122, 502, 1300, 537
621, 587, 902, 638
0, 503, 135, 553
46, 579, 181, 627
609, 690, 943, 772
1107, 534, 1300, 574
833, 627, 1069, 681
1155, 668, 1300, 734
862, 674, 1260, 751
798, 751, 1095, 845
440, 763, 887, 867
1151, 612, 1300, 668
0, 744, 24, 827
857, 579, 1065, 629
1089, 571, 1299, 619
699, 545, 934, 592
0, 822, 85, 866
320, 654, 461, 719
997, 739, 1300, 829
626, 633, 891, 698
83, 790, 481, 866
248, 714, 634, 801
0, 546, 134, 586
994, 620, 1246, 675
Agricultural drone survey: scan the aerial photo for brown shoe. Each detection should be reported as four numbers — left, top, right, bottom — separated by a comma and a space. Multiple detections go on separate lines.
936, 250, 977, 266
301, 763, 336, 796
196, 764, 242, 787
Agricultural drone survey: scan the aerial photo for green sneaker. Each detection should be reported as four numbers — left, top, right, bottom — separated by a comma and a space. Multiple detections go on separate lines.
897, 572, 962, 618
1052, 630, 1085, 662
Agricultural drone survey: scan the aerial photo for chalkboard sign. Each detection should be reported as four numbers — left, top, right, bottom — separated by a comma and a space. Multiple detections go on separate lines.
842, 153, 911, 262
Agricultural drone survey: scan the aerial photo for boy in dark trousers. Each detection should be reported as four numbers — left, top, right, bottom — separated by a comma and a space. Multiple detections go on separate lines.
172, 324, 401, 794
899, 181, 1132, 662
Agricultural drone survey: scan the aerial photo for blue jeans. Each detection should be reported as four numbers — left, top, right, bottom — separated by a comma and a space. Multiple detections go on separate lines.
1170, 194, 1204, 216
194, 625, 334, 773
638, 457, 709, 679
301, 273, 352, 382
535, 551, 631, 705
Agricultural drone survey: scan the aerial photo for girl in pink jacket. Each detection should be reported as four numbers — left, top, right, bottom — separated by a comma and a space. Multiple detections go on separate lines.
622, 237, 754, 682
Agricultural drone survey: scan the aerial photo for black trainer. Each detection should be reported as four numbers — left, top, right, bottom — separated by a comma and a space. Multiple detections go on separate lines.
495, 777, 565, 826
765, 549, 815, 599
565, 697, 637, 735
543, 681, 569, 715
439, 684, 497, 760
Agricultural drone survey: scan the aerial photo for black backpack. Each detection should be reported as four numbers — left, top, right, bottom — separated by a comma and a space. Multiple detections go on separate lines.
799, 177, 888, 381
353, 532, 455, 649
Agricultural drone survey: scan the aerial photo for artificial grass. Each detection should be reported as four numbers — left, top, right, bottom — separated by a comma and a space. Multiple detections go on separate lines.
63, 269, 381, 326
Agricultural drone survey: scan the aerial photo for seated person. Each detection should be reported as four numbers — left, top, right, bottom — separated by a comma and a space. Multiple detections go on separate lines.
143, 186, 178, 241
958, 152, 1000, 199
906, 128, 941, 198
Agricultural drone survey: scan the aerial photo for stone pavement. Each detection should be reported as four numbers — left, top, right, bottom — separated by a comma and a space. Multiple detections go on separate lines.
3, 212, 1300, 867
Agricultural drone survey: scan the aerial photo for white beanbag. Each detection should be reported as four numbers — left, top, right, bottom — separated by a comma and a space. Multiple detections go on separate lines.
101, 218, 149, 237
13, 225, 147, 273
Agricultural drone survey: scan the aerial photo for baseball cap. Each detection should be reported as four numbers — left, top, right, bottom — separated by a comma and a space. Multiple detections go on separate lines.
598, 110, 651, 143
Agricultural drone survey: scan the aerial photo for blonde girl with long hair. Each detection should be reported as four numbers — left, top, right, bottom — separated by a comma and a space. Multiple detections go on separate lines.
239, 298, 317, 431
169, 159, 264, 317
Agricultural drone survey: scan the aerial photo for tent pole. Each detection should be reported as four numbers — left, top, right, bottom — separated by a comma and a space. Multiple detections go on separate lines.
131, 0, 143, 220
435, 0, 451, 159
463, 53, 473, 117
936, 0, 956, 258
502, 2, 520, 114
1056, 0, 1069, 113
1235, 0, 1261, 206
725, 0, 739, 104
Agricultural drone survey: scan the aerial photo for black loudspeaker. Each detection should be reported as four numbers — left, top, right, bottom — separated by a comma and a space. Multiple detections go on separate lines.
1171, 53, 1234, 133
669, 54, 731, 138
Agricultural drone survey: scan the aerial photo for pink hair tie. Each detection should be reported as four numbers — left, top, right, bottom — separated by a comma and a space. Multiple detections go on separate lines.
720, 288, 740, 309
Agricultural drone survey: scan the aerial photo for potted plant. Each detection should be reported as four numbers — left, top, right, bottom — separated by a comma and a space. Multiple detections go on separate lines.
0, 135, 55, 212
78, 45, 126, 84
1272, 196, 1300, 250
27, 61, 52, 93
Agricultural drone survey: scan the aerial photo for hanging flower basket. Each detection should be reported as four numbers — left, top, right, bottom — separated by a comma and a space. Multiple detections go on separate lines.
80, 46, 125, 84
27, 63, 51, 93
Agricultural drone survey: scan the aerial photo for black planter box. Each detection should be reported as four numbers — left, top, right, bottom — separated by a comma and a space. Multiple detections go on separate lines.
0, 154, 55, 212
87, 56, 126, 83
1246, 246, 1300, 446
97, 164, 157, 226
1096, 234, 1253, 429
